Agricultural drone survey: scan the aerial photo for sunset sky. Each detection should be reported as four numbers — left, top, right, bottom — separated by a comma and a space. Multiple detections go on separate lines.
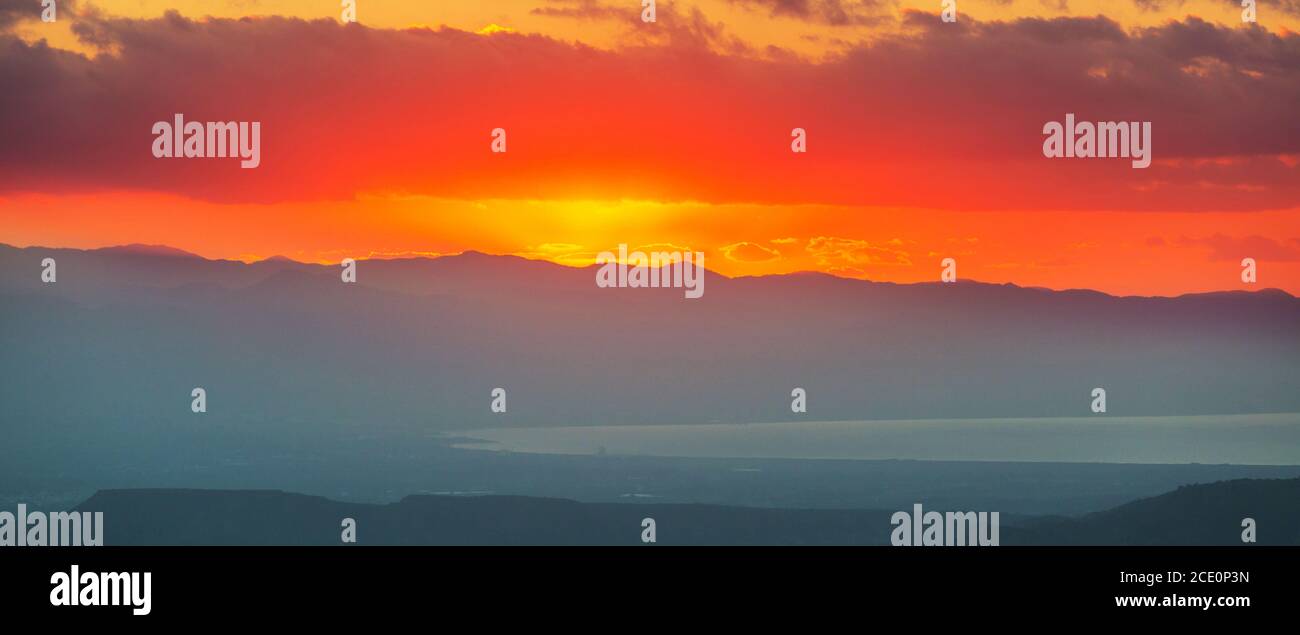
2, 0, 1298, 296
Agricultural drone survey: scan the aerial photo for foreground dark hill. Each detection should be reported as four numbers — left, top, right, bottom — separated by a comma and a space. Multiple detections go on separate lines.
1017, 478, 1300, 545
75, 478, 1300, 546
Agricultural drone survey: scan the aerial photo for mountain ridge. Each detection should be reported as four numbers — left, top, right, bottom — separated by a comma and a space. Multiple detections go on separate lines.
3, 239, 1298, 429
70, 477, 1300, 545
2, 242, 1292, 299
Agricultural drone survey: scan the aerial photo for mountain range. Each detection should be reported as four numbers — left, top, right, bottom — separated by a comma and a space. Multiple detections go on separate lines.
3, 242, 1297, 436
72, 477, 1300, 546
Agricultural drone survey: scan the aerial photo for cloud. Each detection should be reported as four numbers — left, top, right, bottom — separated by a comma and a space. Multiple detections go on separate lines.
476, 24, 517, 35
806, 236, 912, 267
720, 241, 782, 262
516, 243, 600, 264
633, 242, 695, 253
1233, 0, 1300, 17
0, 0, 31, 30
533, 242, 586, 253
362, 249, 445, 260
0, 0, 82, 31
1183, 234, 1300, 262
726, 0, 894, 26
0, 12, 1297, 212
1133, 0, 1185, 12
530, 0, 631, 21
825, 265, 867, 277
532, 0, 752, 52
518, 242, 701, 266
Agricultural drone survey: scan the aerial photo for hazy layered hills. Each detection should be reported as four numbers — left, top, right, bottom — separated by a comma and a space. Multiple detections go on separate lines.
3, 242, 1297, 436
74, 477, 1300, 546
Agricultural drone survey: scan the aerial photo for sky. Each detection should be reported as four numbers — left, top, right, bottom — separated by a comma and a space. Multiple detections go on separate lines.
1, 0, 1298, 296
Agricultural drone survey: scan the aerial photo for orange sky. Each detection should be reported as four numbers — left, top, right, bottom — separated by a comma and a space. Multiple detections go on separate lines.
1, 0, 1298, 295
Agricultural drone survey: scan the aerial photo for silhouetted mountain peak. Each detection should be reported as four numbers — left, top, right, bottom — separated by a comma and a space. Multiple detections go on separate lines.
93, 244, 202, 259
1175, 288, 1295, 300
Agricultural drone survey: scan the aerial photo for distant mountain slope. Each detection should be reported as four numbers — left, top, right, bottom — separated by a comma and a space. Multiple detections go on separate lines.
73, 478, 1300, 546
2, 242, 1297, 435
1017, 478, 1300, 545
76, 488, 899, 546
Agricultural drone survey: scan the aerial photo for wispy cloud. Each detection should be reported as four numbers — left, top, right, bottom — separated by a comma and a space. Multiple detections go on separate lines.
721, 241, 782, 262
